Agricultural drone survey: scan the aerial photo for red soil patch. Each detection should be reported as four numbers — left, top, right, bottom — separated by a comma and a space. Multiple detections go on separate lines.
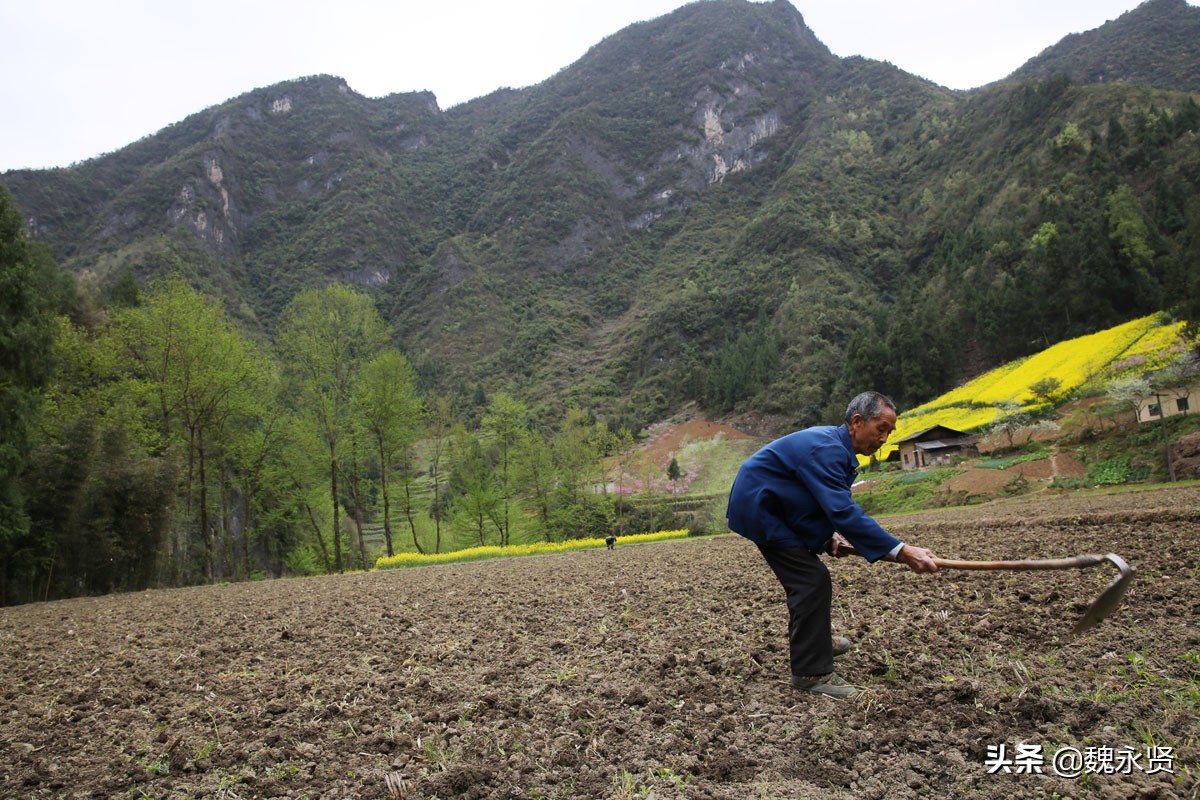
1015, 453, 1086, 480
941, 467, 1014, 496
638, 419, 753, 469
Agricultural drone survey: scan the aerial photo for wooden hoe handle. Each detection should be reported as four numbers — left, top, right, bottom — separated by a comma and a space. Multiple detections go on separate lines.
932, 554, 1109, 571
831, 540, 1109, 572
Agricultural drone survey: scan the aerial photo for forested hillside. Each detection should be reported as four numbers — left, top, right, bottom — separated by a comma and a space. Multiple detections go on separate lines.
1008, 0, 1200, 91
2, 0, 1199, 603
4, 0, 1198, 428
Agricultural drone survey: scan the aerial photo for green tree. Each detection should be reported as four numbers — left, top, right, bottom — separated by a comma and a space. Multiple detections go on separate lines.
1107, 185, 1154, 266
1167, 198, 1200, 342
448, 426, 501, 547
277, 285, 388, 572
344, 420, 372, 571
513, 431, 556, 540
1028, 377, 1064, 407
279, 410, 336, 573
884, 287, 961, 408
481, 391, 529, 546
24, 316, 181, 599
75, 423, 177, 594
16, 322, 92, 602
222, 366, 292, 580
353, 349, 423, 557
106, 269, 141, 308
0, 185, 63, 602
544, 408, 614, 540
109, 277, 265, 582
610, 426, 636, 534
702, 323, 780, 412
424, 395, 455, 553
833, 316, 896, 407
552, 408, 602, 508
988, 402, 1032, 451
667, 456, 682, 492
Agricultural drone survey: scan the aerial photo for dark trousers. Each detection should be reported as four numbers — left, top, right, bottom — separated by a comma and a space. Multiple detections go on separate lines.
756, 544, 834, 678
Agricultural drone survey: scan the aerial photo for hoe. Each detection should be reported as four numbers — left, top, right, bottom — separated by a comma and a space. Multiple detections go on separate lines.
838, 544, 1135, 636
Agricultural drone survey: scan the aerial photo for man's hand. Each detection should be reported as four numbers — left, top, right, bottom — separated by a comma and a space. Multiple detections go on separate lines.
896, 544, 939, 573
828, 532, 853, 558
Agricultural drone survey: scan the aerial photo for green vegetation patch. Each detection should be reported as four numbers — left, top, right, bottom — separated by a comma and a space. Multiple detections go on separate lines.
976, 446, 1050, 470
856, 468, 962, 515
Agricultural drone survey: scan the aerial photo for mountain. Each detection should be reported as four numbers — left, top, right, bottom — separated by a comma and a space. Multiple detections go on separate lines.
3, 0, 1199, 434
1007, 0, 1200, 91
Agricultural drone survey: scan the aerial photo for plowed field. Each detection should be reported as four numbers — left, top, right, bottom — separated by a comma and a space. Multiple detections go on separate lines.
3, 486, 1199, 799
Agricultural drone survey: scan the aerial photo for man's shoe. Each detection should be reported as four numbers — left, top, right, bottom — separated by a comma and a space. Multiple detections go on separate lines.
790, 673, 859, 699
832, 636, 852, 657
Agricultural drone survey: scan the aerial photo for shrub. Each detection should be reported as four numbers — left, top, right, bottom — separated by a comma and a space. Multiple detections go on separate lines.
1001, 473, 1030, 496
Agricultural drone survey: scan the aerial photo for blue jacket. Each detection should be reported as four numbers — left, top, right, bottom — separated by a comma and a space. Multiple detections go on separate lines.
726, 424, 900, 562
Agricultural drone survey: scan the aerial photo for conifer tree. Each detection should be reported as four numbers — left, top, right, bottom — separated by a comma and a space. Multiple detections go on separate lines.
0, 186, 62, 603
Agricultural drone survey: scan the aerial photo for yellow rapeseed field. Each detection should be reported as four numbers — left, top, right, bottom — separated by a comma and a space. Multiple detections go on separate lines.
375, 529, 691, 570
872, 313, 1187, 463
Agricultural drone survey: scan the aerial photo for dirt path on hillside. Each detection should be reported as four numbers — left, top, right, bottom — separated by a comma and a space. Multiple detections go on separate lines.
2, 487, 1198, 799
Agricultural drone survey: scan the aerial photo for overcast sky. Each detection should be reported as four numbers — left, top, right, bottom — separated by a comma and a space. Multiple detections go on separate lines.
0, 0, 1173, 172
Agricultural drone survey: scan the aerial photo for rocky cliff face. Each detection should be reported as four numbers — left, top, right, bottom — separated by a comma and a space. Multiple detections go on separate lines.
0, 1, 850, 289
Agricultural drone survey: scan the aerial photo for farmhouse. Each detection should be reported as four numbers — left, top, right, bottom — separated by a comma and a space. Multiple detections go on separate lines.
1133, 358, 1200, 424
896, 425, 979, 469
1134, 382, 1200, 423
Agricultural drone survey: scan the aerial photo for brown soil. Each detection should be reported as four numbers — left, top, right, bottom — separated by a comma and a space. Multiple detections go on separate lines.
639, 419, 753, 469
1174, 433, 1200, 480
1014, 453, 1087, 480
936, 466, 1015, 496
941, 453, 1088, 497
3, 487, 1199, 799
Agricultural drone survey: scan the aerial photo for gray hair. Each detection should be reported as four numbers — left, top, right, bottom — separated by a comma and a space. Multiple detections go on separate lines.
844, 391, 897, 426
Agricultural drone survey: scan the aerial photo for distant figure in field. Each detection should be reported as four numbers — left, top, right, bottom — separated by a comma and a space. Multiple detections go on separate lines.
605, 534, 616, 550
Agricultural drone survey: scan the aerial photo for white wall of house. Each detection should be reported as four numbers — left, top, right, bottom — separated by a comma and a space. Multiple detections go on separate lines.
1135, 385, 1200, 423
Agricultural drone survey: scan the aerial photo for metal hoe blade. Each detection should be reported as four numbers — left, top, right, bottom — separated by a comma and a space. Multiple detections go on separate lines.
1071, 553, 1135, 636
931, 552, 1136, 635
840, 543, 1136, 635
